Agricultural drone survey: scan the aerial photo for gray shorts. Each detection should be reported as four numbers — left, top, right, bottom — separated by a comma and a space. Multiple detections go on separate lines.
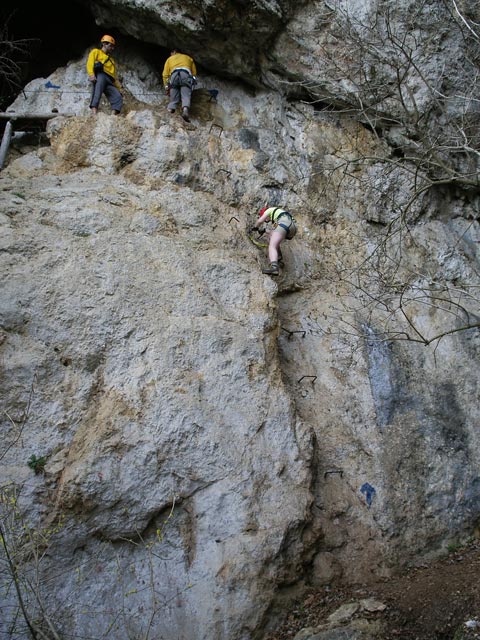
277, 213, 297, 240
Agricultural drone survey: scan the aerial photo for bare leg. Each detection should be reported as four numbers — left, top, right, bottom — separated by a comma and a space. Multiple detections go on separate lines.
268, 229, 286, 263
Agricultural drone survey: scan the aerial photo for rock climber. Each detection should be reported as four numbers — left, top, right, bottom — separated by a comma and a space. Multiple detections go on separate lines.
250, 206, 297, 276
86, 35, 123, 115
162, 48, 197, 122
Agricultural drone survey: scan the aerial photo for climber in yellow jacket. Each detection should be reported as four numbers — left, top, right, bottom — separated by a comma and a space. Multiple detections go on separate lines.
162, 49, 197, 122
250, 206, 297, 275
86, 35, 123, 115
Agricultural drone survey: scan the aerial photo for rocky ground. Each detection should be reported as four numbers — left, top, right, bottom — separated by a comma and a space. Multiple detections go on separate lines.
265, 540, 480, 640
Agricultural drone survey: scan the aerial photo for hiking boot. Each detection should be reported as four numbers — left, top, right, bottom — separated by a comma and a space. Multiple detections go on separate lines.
182, 107, 190, 122
262, 261, 279, 276
168, 108, 175, 114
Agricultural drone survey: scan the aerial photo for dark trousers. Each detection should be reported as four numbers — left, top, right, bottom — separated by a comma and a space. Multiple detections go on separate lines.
90, 72, 123, 112
168, 70, 193, 110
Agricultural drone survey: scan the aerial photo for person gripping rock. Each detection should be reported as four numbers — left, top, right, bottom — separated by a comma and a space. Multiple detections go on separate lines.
162, 48, 197, 122
250, 206, 297, 275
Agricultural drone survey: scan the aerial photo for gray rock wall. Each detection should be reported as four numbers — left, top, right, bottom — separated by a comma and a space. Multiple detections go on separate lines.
1, 1, 479, 639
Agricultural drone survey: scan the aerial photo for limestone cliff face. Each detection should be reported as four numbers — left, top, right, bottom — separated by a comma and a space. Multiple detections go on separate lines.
1, 1, 479, 639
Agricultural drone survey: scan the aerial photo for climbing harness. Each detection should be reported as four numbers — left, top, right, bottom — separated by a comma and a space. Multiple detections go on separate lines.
269, 208, 297, 239
169, 68, 196, 90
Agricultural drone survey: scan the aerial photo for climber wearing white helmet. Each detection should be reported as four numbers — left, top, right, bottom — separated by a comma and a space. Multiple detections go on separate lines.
86, 35, 123, 115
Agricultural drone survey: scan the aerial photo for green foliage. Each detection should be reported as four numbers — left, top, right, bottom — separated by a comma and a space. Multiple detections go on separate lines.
27, 454, 47, 475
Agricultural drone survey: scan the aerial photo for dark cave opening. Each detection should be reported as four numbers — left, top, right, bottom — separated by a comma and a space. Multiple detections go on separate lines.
1, 0, 98, 108
0, 0, 170, 110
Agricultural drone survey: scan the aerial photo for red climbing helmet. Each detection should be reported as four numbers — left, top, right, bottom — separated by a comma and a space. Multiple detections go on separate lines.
259, 206, 268, 216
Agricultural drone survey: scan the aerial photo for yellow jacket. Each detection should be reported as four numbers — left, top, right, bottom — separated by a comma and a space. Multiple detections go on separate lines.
162, 53, 197, 87
86, 48, 121, 89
